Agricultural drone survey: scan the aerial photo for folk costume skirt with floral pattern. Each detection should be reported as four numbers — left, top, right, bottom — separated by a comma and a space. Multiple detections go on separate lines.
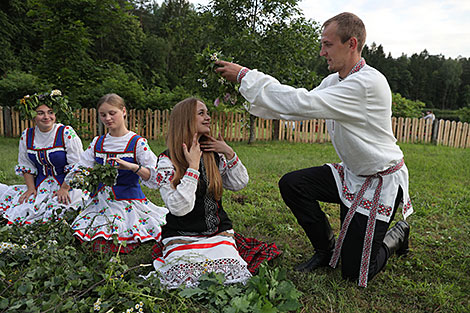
0, 180, 84, 225
71, 186, 167, 245
148, 229, 252, 289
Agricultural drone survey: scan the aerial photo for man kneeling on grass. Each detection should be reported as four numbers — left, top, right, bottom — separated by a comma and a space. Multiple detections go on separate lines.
216, 12, 413, 287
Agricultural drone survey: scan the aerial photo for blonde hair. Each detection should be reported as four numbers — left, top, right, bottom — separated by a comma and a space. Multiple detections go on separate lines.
97, 93, 126, 111
167, 97, 223, 200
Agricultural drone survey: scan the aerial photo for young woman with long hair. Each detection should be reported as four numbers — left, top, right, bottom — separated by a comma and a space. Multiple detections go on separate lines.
149, 97, 280, 288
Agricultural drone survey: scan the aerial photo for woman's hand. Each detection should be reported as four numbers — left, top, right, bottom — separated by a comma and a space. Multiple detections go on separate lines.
200, 133, 235, 160
107, 157, 151, 181
55, 183, 71, 205
107, 157, 135, 171
184, 133, 202, 170
18, 188, 36, 204
19, 173, 37, 204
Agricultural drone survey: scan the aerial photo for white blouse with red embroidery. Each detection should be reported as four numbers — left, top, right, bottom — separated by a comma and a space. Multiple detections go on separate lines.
156, 153, 249, 217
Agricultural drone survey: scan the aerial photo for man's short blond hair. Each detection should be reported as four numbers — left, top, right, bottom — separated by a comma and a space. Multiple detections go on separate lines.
323, 12, 366, 53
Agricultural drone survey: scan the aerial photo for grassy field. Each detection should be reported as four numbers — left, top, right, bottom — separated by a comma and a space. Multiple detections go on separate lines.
0, 136, 469, 312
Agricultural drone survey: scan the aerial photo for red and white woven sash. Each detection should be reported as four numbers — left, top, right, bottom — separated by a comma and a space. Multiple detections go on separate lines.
329, 159, 404, 287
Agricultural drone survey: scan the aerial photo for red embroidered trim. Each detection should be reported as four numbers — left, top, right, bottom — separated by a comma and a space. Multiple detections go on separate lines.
333, 163, 393, 217
227, 156, 239, 169
185, 170, 199, 181
237, 67, 250, 83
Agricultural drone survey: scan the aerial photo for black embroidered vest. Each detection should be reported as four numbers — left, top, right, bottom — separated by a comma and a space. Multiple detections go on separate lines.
160, 150, 233, 239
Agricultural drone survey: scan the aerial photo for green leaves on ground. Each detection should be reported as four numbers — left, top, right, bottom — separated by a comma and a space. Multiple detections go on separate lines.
179, 265, 302, 313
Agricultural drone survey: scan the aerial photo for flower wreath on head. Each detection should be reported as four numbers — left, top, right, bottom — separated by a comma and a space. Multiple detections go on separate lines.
18, 89, 75, 126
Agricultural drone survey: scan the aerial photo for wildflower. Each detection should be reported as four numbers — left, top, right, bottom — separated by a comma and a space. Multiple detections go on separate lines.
21, 244, 27, 249
94, 298, 102, 311
50, 89, 62, 96
214, 98, 220, 107
218, 77, 225, 84
202, 82, 208, 88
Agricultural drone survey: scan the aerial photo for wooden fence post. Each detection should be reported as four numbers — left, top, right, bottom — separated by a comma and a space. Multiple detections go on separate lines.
454, 122, 462, 148
464, 123, 470, 148
397, 117, 404, 142
411, 118, 418, 143
3, 107, 12, 137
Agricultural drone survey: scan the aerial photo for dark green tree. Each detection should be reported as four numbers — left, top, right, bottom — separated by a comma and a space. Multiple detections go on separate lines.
0, 0, 38, 75
198, 0, 323, 143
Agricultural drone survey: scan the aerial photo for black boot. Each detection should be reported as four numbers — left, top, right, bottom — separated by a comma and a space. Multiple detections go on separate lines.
294, 248, 333, 272
383, 220, 410, 256
295, 224, 335, 272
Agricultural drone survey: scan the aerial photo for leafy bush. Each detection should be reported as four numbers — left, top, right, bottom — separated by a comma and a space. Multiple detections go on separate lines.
72, 64, 146, 109
456, 106, 470, 123
431, 108, 461, 121
144, 85, 193, 111
392, 93, 426, 118
0, 71, 51, 107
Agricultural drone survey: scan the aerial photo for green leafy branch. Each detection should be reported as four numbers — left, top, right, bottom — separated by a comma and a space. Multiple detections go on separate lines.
196, 47, 240, 107
68, 163, 118, 199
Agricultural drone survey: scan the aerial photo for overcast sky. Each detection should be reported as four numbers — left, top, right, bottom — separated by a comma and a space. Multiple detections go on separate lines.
299, 0, 470, 59
180, 0, 470, 59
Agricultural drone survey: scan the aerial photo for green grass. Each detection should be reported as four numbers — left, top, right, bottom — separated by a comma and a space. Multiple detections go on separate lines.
0, 136, 469, 312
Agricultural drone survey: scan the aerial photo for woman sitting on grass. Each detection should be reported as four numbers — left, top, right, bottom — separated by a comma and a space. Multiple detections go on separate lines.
0, 90, 84, 225
65, 93, 168, 253
149, 97, 280, 288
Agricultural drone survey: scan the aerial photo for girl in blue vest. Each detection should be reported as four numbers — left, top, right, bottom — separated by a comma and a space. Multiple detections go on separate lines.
66, 94, 168, 253
0, 90, 84, 224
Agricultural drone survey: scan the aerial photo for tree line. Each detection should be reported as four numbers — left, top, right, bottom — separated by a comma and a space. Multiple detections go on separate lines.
0, 0, 469, 122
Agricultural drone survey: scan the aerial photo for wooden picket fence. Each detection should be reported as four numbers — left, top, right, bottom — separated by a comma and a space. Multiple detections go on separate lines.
1, 107, 469, 148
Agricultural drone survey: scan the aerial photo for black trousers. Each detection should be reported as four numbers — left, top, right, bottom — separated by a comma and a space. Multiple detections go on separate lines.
279, 165, 402, 281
